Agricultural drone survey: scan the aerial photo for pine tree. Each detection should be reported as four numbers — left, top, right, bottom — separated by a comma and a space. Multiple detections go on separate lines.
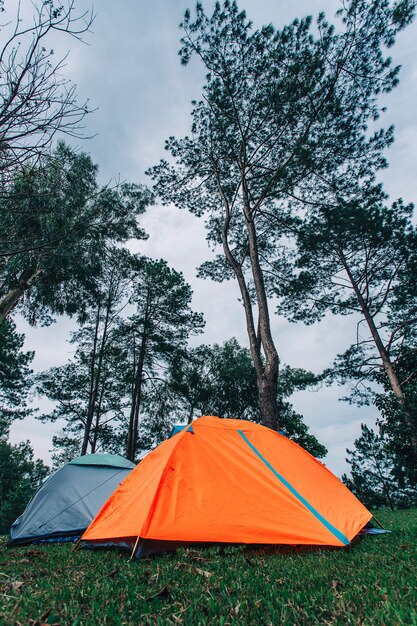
342, 424, 417, 509
148, 0, 415, 429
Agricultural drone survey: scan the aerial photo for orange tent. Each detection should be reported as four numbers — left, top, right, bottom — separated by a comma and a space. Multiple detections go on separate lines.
81, 416, 372, 557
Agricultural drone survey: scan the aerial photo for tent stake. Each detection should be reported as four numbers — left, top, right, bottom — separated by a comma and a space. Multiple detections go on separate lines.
372, 514, 385, 530
129, 536, 140, 561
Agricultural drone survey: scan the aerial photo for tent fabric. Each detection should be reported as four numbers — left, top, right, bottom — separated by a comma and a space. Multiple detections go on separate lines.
81, 416, 372, 555
68, 453, 134, 468
169, 424, 193, 438
9, 454, 135, 546
168, 424, 187, 438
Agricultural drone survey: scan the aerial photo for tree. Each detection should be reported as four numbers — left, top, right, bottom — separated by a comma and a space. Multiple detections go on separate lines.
276, 185, 417, 460
374, 345, 417, 485
0, 318, 33, 424
76, 249, 133, 456
0, 421, 49, 534
122, 258, 205, 461
37, 255, 205, 462
275, 366, 327, 458
36, 249, 134, 459
342, 423, 417, 509
168, 339, 259, 422
148, 0, 415, 429
146, 338, 327, 458
37, 344, 128, 461
0, 141, 151, 325
0, 0, 93, 185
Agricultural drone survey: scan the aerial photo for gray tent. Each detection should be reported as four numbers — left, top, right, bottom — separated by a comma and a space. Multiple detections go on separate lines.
9, 453, 135, 546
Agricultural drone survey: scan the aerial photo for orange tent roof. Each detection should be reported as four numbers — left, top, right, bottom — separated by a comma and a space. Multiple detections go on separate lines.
82, 416, 372, 555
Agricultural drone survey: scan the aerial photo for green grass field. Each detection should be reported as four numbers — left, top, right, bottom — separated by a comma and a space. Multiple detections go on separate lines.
1, 509, 416, 625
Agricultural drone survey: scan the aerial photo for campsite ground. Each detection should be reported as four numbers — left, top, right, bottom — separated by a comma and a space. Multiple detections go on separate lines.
1, 509, 416, 625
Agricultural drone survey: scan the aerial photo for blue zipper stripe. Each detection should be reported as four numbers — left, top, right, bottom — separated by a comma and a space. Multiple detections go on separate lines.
237, 430, 349, 545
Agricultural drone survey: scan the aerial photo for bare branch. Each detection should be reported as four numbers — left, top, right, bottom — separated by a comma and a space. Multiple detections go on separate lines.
0, 0, 94, 185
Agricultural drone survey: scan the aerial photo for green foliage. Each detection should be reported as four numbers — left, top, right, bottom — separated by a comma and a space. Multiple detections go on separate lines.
254, 0, 417, 498
149, 0, 414, 276
137, 409, 175, 453
0, 141, 152, 325
277, 190, 415, 324
37, 352, 128, 466
0, 481, 36, 536
0, 253, 49, 534
142, 339, 327, 458
273, 154, 417, 477
374, 346, 417, 484
276, 404, 327, 460
275, 366, 327, 458
281, 192, 417, 404
0, 510, 416, 625
0, 427, 49, 534
37, 254, 205, 461
0, 319, 34, 424
153, 0, 411, 220
342, 424, 417, 509
36, 249, 135, 462
168, 339, 260, 421
124, 257, 205, 368
259, 1, 417, 482
121, 256, 205, 460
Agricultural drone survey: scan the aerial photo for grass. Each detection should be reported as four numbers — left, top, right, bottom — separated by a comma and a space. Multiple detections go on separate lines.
1, 509, 416, 625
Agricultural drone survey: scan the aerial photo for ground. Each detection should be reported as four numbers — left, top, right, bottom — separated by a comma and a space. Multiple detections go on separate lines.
1, 509, 416, 625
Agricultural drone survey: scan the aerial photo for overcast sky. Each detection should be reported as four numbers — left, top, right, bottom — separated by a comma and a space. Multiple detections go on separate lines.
9, 0, 417, 476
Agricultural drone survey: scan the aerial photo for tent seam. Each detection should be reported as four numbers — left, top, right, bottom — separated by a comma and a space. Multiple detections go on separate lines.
237, 429, 350, 546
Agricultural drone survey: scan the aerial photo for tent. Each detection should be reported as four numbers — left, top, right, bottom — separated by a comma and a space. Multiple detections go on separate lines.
168, 424, 187, 437
9, 453, 135, 546
81, 416, 372, 557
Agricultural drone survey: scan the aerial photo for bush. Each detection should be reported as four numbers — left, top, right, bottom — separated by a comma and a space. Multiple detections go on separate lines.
0, 431, 49, 534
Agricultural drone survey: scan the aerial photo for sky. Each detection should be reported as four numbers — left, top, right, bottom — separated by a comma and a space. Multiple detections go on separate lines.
9, 0, 417, 476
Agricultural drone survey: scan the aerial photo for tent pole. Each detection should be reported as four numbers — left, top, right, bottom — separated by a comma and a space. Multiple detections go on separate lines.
129, 536, 140, 561
72, 536, 82, 552
372, 514, 385, 530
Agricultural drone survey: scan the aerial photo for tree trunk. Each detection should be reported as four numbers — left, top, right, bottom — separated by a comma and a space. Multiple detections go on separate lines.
81, 292, 112, 456
258, 363, 280, 431
219, 188, 279, 430
0, 266, 41, 325
81, 305, 100, 455
340, 252, 403, 400
126, 291, 150, 461
340, 252, 417, 455
126, 331, 147, 461
91, 383, 106, 453
244, 203, 279, 430
187, 406, 194, 424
